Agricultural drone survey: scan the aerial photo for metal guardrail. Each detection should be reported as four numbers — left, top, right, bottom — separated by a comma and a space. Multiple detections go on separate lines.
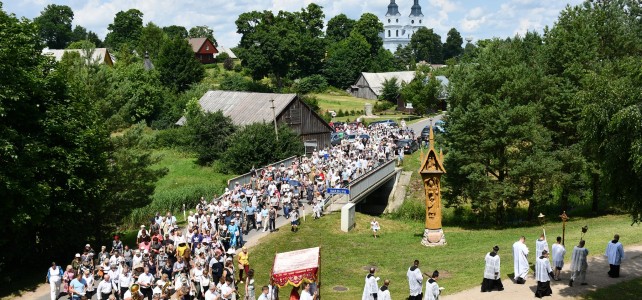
348, 159, 397, 202
226, 156, 299, 190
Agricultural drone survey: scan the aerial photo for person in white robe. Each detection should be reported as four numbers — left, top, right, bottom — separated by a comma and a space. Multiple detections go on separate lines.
378, 279, 392, 300
407, 260, 424, 300
423, 271, 440, 300
605, 234, 625, 278
481, 246, 504, 292
534, 250, 553, 298
535, 234, 549, 264
569, 240, 588, 286
551, 236, 566, 281
512, 236, 529, 284
362, 267, 379, 300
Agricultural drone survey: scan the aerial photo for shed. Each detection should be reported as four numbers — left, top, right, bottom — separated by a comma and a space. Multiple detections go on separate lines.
187, 37, 218, 64
348, 71, 416, 100
213, 46, 238, 60
176, 90, 333, 149
42, 48, 115, 66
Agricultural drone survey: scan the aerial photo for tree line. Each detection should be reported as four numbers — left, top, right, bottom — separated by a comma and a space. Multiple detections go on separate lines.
443, 0, 642, 225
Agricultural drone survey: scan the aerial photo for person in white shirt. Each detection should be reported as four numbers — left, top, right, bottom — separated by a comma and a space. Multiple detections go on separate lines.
82, 270, 95, 299
220, 277, 237, 300
300, 282, 318, 300
551, 236, 566, 281
118, 266, 132, 299
257, 285, 270, 300
137, 266, 154, 299
204, 283, 219, 300
535, 233, 549, 274
96, 274, 114, 300
46, 262, 63, 300
605, 234, 625, 278
569, 240, 589, 286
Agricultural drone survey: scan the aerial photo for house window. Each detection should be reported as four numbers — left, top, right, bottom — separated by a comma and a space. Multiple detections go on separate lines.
388, 30, 391, 37
411, 20, 415, 24
206, 45, 209, 51
396, 30, 399, 37
419, 20, 422, 24
388, 19, 391, 23
396, 19, 398, 23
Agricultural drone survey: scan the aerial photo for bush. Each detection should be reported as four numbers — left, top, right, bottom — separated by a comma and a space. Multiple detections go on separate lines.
233, 63, 242, 72
337, 109, 344, 117
223, 57, 234, 71
374, 100, 395, 112
217, 52, 230, 63
295, 75, 328, 94
155, 127, 192, 149
204, 63, 219, 69
186, 110, 236, 166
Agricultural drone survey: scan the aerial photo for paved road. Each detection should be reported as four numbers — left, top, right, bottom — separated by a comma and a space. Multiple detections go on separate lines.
408, 113, 445, 135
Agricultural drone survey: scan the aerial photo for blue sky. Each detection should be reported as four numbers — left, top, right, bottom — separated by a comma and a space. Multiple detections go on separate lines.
4, 0, 584, 47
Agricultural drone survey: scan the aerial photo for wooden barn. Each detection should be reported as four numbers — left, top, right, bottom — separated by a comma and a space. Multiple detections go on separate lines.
348, 71, 416, 100
187, 38, 218, 64
176, 91, 333, 150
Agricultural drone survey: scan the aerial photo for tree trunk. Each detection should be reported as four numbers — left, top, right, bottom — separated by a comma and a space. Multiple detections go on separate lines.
592, 172, 600, 212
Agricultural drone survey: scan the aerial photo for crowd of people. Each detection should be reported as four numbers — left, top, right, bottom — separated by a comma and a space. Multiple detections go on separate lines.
45, 121, 413, 300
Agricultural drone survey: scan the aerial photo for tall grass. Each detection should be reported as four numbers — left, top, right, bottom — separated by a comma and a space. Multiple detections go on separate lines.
125, 149, 232, 227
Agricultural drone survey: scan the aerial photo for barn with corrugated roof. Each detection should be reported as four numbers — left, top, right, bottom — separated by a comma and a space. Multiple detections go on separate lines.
176, 90, 333, 149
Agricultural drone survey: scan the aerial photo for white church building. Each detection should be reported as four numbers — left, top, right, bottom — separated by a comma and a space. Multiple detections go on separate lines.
381, 0, 427, 52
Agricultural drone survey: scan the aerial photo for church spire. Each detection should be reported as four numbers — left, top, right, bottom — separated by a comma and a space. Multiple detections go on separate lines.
386, 0, 400, 16
410, 0, 423, 17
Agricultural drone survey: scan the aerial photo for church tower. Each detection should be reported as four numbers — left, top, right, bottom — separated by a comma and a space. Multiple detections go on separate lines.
382, 0, 405, 52
407, 0, 424, 38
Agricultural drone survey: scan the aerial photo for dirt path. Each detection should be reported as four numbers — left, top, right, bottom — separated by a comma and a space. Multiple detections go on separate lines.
443, 244, 642, 300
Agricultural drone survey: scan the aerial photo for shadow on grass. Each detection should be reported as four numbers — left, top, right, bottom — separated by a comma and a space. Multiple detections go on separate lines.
0, 269, 42, 299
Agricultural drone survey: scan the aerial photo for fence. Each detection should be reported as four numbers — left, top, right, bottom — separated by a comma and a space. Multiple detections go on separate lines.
348, 159, 397, 202
226, 156, 299, 190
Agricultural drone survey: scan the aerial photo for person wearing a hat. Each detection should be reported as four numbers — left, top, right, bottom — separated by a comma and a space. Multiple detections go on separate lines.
112, 235, 123, 253
481, 246, 504, 292
71, 254, 82, 273
137, 225, 147, 243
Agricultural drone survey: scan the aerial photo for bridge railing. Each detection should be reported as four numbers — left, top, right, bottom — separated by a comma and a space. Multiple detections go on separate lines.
226, 156, 299, 190
348, 159, 397, 202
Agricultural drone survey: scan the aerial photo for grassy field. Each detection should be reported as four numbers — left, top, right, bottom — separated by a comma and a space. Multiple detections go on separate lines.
312, 93, 372, 113
126, 149, 233, 226
246, 212, 642, 300
582, 277, 642, 299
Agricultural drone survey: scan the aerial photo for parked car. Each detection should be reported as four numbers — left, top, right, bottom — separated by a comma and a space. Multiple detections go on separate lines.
368, 119, 397, 128
358, 134, 370, 143
346, 134, 358, 143
420, 123, 445, 141
396, 139, 419, 154
331, 133, 344, 146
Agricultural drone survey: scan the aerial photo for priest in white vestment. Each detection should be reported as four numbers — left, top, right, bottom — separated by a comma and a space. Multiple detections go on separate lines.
362, 267, 379, 300
378, 279, 392, 300
551, 236, 566, 280
535, 234, 549, 263
423, 271, 440, 300
407, 260, 424, 300
534, 250, 553, 298
512, 236, 529, 284
569, 240, 588, 286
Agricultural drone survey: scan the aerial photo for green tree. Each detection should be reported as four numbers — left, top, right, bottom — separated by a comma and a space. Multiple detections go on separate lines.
443, 27, 463, 61
189, 25, 217, 45
105, 9, 144, 50
156, 37, 205, 92
399, 68, 441, 114
184, 107, 236, 165
394, 44, 414, 70
70, 25, 103, 47
352, 13, 384, 58
326, 13, 355, 43
137, 22, 166, 60
33, 4, 74, 48
409, 27, 443, 64
379, 77, 400, 102
369, 47, 396, 72
163, 25, 188, 39
223, 56, 234, 70
323, 32, 370, 89
221, 123, 303, 174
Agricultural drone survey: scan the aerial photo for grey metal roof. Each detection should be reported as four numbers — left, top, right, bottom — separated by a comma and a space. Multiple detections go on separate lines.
176, 90, 297, 126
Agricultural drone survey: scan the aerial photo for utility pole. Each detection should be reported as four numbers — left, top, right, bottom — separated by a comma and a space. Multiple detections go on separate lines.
270, 99, 278, 141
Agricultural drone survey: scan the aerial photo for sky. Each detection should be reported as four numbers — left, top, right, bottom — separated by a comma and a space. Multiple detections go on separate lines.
4, 0, 584, 47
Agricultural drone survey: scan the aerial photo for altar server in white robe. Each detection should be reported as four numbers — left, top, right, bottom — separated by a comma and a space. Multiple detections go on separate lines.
535, 234, 549, 264
551, 236, 566, 281
362, 267, 379, 300
534, 250, 553, 298
569, 240, 588, 286
605, 234, 625, 278
481, 246, 504, 292
423, 271, 440, 300
512, 236, 529, 284
378, 279, 391, 300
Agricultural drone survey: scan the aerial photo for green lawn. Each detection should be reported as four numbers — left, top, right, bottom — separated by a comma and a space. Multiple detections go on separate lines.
246, 213, 642, 300
312, 93, 373, 113
582, 277, 642, 299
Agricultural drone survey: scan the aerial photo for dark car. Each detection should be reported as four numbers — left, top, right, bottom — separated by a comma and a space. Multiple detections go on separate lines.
358, 134, 370, 142
330, 133, 344, 146
420, 123, 445, 141
396, 139, 419, 154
